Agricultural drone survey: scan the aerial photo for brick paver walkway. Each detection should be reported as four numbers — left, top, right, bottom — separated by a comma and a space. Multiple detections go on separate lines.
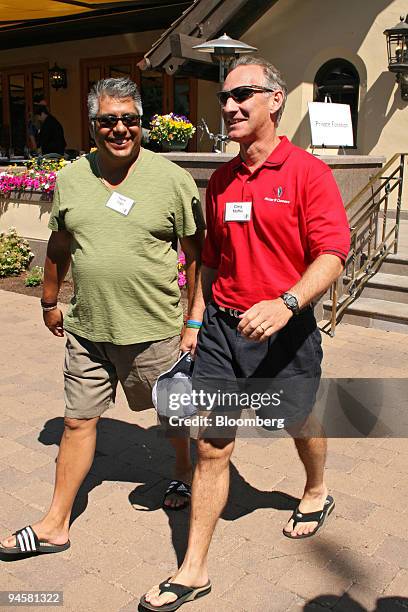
1, 289, 408, 611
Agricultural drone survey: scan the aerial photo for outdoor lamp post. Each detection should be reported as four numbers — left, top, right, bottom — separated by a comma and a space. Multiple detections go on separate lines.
193, 34, 257, 151
384, 15, 408, 101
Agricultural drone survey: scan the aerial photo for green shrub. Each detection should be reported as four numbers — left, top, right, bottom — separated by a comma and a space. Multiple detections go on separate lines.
25, 265, 44, 287
0, 228, 34, 277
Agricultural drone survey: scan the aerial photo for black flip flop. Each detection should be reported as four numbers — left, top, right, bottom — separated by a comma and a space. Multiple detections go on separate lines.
162, 480, 191, 511
283, 495, 335, 539
0, 525, 70, 555
140, 578, 211, 612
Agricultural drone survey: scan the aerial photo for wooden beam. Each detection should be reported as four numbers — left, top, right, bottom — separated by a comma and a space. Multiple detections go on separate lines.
143, 0, 280, 77
197, 0, 249, 39
169, 33, 213, 64
143, 0, 254, 72
144, 0, 223, 69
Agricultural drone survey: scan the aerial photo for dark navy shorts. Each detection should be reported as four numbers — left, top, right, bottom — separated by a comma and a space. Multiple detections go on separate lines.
191, 302, 323, 435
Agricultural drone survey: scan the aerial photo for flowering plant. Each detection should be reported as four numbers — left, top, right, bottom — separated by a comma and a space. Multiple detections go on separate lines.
26, 157, 67, 173
0, 227, 34, 277
0, 169, 57, 195
0, 156, 69, 196
177, 251, 187, 288
149, 113, 196, 144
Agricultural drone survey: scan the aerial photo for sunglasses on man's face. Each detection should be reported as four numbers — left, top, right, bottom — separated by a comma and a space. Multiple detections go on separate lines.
216, 85, 274, 106
95, 113, 141, 128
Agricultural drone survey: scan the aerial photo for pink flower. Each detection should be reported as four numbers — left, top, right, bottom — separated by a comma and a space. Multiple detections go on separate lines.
178, 271, 187, 287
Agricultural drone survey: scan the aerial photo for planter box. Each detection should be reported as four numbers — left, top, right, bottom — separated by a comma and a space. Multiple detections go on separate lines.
0, 190, 54, 242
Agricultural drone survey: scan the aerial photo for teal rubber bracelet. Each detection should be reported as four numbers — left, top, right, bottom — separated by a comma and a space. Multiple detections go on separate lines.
186, 320, 202, 328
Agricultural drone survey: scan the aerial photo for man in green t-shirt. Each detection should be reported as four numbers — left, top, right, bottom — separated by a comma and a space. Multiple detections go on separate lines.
0, 77, 205, 556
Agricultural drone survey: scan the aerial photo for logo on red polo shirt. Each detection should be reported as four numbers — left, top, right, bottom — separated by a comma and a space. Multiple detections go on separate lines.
264, 186, 291, 204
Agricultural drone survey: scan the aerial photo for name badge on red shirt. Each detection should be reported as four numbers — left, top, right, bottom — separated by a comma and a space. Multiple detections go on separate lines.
224, 201, 252, 222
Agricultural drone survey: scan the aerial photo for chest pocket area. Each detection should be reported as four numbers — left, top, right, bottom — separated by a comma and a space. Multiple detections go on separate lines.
252, 194, 297, 233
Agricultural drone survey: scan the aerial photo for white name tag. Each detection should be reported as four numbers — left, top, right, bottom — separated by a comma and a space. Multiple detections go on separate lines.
106, 192, 135, 216
224, 201, 252, 222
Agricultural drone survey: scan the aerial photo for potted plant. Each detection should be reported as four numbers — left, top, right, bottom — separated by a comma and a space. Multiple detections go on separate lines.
149, 113, 196, 151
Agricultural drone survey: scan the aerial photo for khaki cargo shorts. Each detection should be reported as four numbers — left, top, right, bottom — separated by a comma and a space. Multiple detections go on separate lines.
64, 331, 180, 419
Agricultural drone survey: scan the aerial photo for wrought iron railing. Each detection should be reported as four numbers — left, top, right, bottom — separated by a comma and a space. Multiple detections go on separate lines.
321, 153, 406, 336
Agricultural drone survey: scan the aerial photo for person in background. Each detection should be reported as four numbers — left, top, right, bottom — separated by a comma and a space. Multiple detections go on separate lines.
34, 104, 66, 155
27, 112, 38, 154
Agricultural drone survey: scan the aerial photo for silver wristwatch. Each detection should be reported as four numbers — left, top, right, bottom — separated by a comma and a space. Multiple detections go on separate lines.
280, 292, 300, 315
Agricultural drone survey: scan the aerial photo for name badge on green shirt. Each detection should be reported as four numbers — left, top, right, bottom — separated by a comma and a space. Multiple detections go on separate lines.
106, 192, 135, 216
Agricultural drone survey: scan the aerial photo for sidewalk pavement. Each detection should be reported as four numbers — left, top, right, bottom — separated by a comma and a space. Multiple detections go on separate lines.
0, 289, 408, 612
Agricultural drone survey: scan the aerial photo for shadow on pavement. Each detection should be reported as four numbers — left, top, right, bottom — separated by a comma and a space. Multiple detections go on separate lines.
1, 415, 298, 566
305, 593, 408, 611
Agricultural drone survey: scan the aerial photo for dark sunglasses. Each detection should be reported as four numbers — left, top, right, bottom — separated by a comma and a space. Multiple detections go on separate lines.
95, 113, 141, 128
216, 85, 274, 106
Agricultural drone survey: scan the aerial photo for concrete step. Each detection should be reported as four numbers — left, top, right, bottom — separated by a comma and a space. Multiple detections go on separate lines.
380, 254, 408, 275
358, 273, 408, 303
323, 297, 408, 334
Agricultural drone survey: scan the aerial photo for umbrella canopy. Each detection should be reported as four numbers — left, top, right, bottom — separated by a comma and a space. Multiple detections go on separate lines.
0, 0, 191, 48
0, 0, 181, 27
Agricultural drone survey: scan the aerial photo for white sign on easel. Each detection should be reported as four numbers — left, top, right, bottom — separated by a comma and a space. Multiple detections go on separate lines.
308, 101, 354, 147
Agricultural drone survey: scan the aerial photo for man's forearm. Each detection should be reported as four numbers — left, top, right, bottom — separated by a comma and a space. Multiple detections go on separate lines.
42, 231, 72, 302
42, 256, 70, 302
180, 232, 205, 321
185, 255, 205, 321
288, 254, 344, 309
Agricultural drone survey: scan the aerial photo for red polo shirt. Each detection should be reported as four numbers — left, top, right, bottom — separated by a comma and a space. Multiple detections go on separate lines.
202, 136, 350, 311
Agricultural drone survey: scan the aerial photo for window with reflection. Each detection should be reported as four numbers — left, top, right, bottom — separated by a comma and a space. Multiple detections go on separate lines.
32, 72, 45, 104
141, 70, 163, 129
0, 64, 48, 155
0, 76, 4, 151
9, 73, 26, 155
109, 64, 132, 79
80, 55, 196, 151
174, 76, 190, 117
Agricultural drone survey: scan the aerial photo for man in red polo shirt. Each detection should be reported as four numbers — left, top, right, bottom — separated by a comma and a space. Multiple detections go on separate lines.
141, 56, 350, 611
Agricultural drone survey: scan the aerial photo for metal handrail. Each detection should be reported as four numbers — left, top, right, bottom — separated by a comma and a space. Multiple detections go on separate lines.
321, 153, 406, 337
345, 153, 406, 212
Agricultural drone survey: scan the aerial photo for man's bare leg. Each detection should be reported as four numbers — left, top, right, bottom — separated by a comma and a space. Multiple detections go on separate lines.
144, 437, 235, 608
164, 436, 193, 509
284, 415, 328, 537
1, 416, 99, 548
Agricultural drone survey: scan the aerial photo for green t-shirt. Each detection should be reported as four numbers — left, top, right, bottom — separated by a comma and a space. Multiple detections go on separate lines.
48, 148, 204, 344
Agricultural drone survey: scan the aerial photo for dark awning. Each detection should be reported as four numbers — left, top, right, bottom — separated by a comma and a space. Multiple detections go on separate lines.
137, 0, 279, 81
0, 0, 193, 50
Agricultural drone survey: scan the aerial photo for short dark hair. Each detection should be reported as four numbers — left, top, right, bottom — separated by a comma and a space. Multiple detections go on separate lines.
34, 104, 48, 116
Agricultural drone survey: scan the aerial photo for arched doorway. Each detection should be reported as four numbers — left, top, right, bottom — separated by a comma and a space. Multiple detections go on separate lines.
314, 58, 360, 146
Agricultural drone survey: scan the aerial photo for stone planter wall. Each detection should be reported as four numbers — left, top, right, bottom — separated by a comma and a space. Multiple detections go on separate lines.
0, 154, 386, 311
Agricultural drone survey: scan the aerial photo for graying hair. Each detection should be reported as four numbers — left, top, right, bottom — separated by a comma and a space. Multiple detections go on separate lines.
87, 77, 143, 119
228, 55, 287, 125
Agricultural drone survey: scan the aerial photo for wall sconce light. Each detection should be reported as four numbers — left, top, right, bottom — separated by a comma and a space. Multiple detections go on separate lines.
49, 63, 67, 90
384, 15, 408, 101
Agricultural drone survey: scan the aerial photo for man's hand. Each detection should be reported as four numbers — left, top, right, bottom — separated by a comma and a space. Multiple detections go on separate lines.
180, 326, 200, 356
43, 308, 64, 337
237, 299, 293, 342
